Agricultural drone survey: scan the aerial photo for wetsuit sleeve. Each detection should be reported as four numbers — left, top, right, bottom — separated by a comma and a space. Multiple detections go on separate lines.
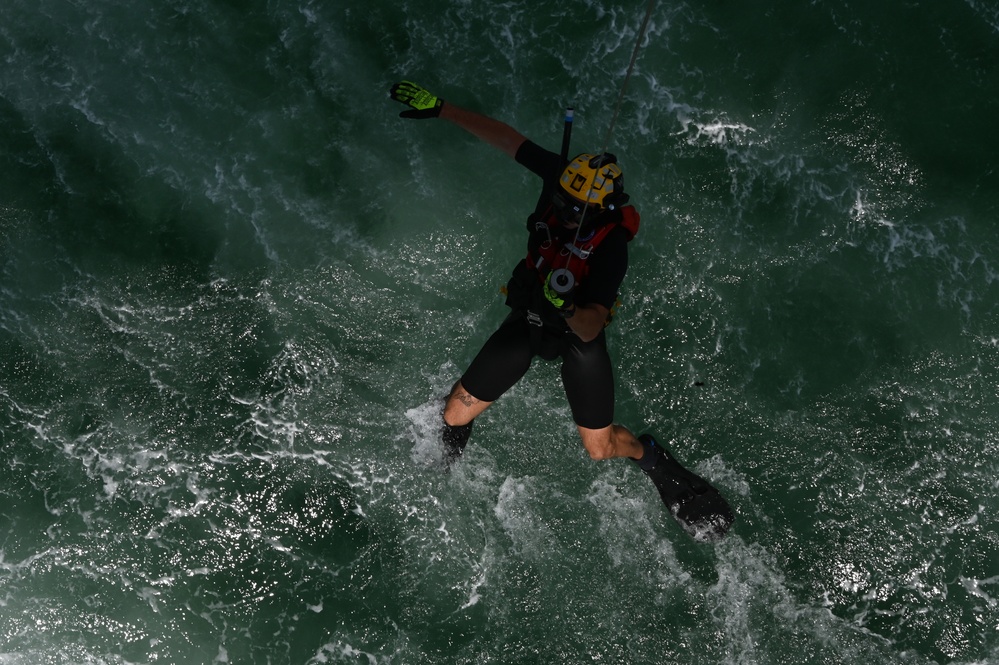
515, 140, 562, 183
578, 226, 629, 310
516, 140, 563, 218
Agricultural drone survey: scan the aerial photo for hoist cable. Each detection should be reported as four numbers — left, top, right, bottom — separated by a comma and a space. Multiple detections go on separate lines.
556, 0, 657, 293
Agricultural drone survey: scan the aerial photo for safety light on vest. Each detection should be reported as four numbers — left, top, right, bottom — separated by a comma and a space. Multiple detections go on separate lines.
548, 268, 575, 295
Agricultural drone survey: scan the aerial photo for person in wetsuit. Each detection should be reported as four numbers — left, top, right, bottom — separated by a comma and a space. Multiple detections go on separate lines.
390, 81, 734, 540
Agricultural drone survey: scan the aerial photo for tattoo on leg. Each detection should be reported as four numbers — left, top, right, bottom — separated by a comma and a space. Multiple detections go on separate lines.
458, 392, 476, 408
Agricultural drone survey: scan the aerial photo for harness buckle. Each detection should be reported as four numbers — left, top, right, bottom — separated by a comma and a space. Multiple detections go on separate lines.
564, 242, 592, 259
526, 310, 543, 327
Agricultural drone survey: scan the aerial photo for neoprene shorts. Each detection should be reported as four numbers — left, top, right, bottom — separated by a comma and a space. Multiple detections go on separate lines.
460, 313, 615, 430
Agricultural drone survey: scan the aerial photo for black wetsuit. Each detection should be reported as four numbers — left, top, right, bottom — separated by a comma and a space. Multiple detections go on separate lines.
460, 141, 630, 430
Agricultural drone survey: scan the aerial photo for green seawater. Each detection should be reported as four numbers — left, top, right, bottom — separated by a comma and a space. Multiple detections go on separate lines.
1, 1, 999, 663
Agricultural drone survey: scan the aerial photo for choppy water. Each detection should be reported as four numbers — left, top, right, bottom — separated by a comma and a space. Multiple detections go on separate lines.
2, 1, 999, 663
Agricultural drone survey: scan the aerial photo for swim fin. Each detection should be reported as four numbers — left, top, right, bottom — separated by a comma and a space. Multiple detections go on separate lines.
637, 434, 735, 541
441, 417, 474, 469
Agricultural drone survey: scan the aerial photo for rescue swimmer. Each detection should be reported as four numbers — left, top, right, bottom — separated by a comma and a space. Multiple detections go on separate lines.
390, 80, 734, 540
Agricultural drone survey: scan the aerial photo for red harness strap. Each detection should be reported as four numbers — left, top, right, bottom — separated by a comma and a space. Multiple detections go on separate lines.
528, 206, 640, 284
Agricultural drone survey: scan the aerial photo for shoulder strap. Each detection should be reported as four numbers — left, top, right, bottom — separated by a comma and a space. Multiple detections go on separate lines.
584, 205, 640, 249
619, 206, 640, 241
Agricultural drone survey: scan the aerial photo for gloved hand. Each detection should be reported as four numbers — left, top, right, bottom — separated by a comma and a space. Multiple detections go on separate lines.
389, 81, 443, 119
543, 271, 576, 317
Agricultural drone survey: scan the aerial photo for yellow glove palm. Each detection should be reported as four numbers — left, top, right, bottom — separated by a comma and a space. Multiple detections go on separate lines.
390, 81, 443, 119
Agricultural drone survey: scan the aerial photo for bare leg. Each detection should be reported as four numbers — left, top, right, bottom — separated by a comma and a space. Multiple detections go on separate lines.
444, 381, 493, 426
440, 381, 493, 466
576, 423, 644, 461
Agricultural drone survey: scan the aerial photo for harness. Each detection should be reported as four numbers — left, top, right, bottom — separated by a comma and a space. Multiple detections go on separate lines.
527, 205, 640, 287
501, 204, 639, 360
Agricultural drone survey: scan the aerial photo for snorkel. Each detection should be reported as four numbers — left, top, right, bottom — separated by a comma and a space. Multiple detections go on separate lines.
549, 106, 578, 299
559, 107, 574, 168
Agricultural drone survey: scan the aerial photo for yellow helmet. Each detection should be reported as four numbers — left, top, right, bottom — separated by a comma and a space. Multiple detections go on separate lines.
557, 153, 628, 210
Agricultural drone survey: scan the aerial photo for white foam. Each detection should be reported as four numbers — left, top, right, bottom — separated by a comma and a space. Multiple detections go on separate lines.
307, 642, 381, 665
960, 576, 999, 607
965, 0, 999, 33
586, 473, 691, 587
404, 400, 446, 468
493, 475, 555, 560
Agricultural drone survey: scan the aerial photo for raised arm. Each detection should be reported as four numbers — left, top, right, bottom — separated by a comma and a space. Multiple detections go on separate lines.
438, 103, 527, 159
390, 81, 527, 159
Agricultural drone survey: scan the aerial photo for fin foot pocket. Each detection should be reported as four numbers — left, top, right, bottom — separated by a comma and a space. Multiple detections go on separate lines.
638, 434, 735, 542
441, 418, 474, 470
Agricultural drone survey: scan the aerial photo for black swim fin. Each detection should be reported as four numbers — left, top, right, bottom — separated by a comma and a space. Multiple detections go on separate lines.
638, 434, 735, 541
441, 417, 474, 469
